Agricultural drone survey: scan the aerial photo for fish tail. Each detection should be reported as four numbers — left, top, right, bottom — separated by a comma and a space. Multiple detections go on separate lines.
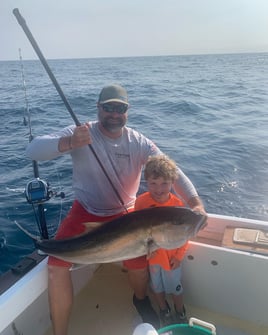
14, 220, 39, 240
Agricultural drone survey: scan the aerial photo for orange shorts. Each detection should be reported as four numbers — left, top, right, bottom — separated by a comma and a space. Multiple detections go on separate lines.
48, 200, 147, 270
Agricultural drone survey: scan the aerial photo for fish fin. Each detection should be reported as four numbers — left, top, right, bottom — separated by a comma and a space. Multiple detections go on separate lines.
146, 239, 158, 259
14, 220, 40, 240
82, 221, 107, 233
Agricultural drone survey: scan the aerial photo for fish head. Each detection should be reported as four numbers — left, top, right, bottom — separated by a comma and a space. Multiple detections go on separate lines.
151, 207, 207, 249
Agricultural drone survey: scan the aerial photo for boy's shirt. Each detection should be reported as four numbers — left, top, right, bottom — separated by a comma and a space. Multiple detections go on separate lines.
135, 192, 188, 271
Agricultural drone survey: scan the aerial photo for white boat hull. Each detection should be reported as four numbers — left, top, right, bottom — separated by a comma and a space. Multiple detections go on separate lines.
184, 242, 268, 328
0, 260, 98, 335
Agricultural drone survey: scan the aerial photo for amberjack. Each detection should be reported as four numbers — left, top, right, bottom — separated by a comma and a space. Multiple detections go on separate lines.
17, 207, 207, 265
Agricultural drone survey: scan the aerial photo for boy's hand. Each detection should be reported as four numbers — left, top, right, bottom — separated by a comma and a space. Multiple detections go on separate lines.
170, 256, 181, 270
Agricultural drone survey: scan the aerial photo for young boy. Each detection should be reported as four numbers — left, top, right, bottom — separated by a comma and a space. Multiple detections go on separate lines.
135, 155, 188, 326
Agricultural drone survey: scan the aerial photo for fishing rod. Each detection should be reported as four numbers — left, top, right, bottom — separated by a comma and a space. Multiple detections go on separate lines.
19, 48, 49, 239
19, 49, 65, 239
13, 8, 127, 212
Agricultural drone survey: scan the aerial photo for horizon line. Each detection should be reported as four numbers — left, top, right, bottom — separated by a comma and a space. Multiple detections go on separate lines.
1, 50, 268, 62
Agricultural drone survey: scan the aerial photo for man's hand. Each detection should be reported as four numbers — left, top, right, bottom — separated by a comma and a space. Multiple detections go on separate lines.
58, 123, 92, 152
71, 123, 92, 148
188, 196, 207, 216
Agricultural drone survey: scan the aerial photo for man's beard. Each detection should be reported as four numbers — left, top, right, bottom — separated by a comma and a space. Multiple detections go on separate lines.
101, 117, 126, 133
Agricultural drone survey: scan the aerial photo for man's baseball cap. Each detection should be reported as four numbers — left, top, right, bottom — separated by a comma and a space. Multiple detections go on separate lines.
98, 84, 129, 105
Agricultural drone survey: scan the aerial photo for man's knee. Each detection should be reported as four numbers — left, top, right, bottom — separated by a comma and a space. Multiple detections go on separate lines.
123, 255, 148, 270
48, 265, 71, 285
128, 267, 149, 280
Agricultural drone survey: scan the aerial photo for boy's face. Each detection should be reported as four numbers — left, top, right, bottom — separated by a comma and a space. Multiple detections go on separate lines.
147, 176, 173, 203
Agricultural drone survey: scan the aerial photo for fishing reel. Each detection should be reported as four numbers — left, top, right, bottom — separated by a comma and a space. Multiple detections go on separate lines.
24, 178, 65, 239
25, 178, 65, 204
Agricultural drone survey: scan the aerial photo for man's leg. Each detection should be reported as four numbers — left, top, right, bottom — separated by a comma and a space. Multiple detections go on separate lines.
127, 267, 148, 299
125, 259, 160, 329
47, 201, 125, 334
48, 265, 73, 335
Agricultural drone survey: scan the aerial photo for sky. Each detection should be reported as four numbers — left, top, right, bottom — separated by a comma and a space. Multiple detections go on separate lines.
1, 0, 268, 61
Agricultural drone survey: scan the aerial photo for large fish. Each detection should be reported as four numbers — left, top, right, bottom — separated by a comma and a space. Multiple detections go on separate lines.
17, 207, 207, 265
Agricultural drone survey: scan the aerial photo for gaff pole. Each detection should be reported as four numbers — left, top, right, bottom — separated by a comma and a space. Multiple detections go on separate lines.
13, 8, 127, 212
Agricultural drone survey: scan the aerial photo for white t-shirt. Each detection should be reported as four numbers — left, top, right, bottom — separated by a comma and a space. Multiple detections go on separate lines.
26, 121, 197, 216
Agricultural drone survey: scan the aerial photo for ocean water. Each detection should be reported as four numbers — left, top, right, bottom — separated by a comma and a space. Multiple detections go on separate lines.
0, 53, 268, 275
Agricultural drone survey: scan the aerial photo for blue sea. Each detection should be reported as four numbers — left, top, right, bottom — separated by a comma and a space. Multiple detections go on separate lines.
0, 53, 268, 275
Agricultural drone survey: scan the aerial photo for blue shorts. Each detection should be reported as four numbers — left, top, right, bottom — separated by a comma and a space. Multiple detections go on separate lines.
149, 264, 183, 295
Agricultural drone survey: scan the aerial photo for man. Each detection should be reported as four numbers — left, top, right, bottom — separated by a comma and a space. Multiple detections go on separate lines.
26, 84, 205, 335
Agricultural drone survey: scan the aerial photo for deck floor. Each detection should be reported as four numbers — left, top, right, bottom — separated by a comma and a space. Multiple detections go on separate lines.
44, 263, 268, 335
45, 263, 140, 335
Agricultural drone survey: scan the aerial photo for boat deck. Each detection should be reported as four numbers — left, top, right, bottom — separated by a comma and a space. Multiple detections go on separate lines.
44, 263, 268, 335
45, 263, 139, 335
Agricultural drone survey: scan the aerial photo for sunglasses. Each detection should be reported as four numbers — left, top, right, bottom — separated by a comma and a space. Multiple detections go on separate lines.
100, 103, 128, 114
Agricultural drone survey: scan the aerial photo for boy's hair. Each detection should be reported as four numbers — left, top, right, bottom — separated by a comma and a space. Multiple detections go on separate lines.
144, 155, 178, 182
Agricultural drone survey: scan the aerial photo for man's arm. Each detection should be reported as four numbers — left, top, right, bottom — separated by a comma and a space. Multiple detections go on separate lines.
187, 195, 206, 215
173, 167, 207, 215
